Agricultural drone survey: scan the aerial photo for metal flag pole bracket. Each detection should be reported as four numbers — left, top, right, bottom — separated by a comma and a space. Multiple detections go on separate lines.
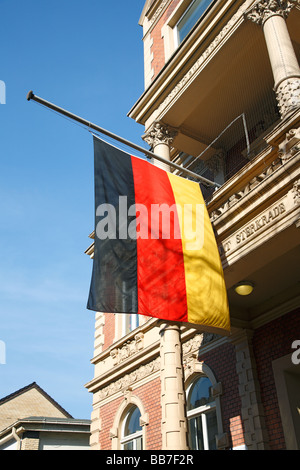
26, 90, 220, 188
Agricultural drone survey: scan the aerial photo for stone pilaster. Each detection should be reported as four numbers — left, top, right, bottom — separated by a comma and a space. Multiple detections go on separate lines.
90, 408, 101, 450
159, 322, 188, 450
245, 0, 300, 118
230, 329, 269, 450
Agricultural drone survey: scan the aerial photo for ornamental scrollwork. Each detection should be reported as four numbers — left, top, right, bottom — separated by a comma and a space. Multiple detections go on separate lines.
142, 121, 178, 149
291, 179, 300, 205
182, 332, 218, 357
110, 333, 144, 366
209, 127, 299, 222
245, 0, 299, 26
98, 357, 160, 401
276, 78, 300, 118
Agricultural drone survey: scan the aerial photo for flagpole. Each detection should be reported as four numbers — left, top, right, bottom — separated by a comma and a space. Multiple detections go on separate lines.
26, 90, 220, 188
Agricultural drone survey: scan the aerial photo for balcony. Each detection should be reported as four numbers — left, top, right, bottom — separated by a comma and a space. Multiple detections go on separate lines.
207, 109, 300, 328
129, 0, 300, 189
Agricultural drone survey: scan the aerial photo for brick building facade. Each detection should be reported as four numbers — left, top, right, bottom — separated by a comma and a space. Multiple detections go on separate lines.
85, 0, 300, 450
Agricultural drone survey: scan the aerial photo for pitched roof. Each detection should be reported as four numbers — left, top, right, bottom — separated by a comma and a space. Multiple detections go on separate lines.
0, 382, 72, 418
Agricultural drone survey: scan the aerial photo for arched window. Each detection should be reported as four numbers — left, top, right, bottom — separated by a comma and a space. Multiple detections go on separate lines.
186, 376, 218, 450
120, 406, 143, 450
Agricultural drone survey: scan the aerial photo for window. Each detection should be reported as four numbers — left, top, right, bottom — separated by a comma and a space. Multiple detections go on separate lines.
273, 354, 300, 449
121, 279, 140, 336
122, 314, 140, 336
187, 376, 218, 450
175, 0, 214, 45
121, 406, 143, 450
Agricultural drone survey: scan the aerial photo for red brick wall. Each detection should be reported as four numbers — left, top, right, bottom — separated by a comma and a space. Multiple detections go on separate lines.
99, 377, 161, 450
252, 308, 300, 450
150, 0, 180, 79
103, 312, 115, 350
199, 342, 245, 449
137, 377, 162, 450
100, 396, 123, 449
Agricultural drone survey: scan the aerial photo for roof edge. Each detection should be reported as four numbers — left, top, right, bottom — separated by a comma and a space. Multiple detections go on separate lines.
0, 382, 73, 419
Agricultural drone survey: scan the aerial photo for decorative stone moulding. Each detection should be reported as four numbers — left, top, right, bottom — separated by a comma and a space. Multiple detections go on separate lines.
276, 78, 300, 118
292, 179, 300, 205
110, 333, 144, 366
209, 125, 300, 222
244, 0, 299, 25
98, 357, 160, 401
142, 121, 178, 149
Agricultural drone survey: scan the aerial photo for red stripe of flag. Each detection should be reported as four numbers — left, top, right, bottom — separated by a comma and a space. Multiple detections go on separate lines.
131, 156, 188, 322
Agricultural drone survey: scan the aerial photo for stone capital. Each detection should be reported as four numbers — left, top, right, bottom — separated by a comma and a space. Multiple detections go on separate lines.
276, 77, 300, 117
245, 0, 299, 26
142, 121, 178, 149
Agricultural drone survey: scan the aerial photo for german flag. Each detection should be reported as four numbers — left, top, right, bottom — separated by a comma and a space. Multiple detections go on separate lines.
87, 137, 230, 334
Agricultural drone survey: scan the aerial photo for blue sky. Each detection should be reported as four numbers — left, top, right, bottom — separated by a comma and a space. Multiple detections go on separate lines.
0, 1, 146, 419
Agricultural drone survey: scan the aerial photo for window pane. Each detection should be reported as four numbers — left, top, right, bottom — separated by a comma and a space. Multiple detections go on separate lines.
124, 314, 140, 335
124, 407, 142, 436
187, 377, 213, 410
206, 410, 218, 450
136, 436, 143, 450
132, 313, 140, 330
124, 440, 134, 450
177, 0, 213, 43
124, 315, 131, 336
188, 416, 204, 450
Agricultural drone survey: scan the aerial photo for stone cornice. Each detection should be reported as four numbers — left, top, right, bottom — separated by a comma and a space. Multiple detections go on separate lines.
146, 0, 172, 30
155, 1, 251, 120
90, 317, 158, 366
86, 325, 228, 402
85, 320, 161, 395
210, 144, 299, 231
96, 357, 161, 403
128, 0, 252, 126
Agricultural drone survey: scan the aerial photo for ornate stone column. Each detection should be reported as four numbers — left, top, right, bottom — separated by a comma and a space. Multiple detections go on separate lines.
142, 121, 177, 171
143, 120, 188, 449
245, 0, 300, 118
159, 322, 189, 450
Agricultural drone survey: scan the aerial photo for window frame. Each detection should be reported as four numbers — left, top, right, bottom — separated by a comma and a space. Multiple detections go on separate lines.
173, 0, 214, 47
122, 313, 140, 337
186, 374, 219, 450
187, 401, 217, 450
120, 406, 143, 450
161, 0, 216, 62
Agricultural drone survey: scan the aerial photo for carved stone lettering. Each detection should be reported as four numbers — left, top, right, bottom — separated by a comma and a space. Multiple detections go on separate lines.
235, 203, 286, 244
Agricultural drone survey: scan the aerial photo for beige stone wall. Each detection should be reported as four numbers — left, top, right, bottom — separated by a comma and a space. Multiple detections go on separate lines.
0, 388, 68, 432
21, 435, 40, 451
